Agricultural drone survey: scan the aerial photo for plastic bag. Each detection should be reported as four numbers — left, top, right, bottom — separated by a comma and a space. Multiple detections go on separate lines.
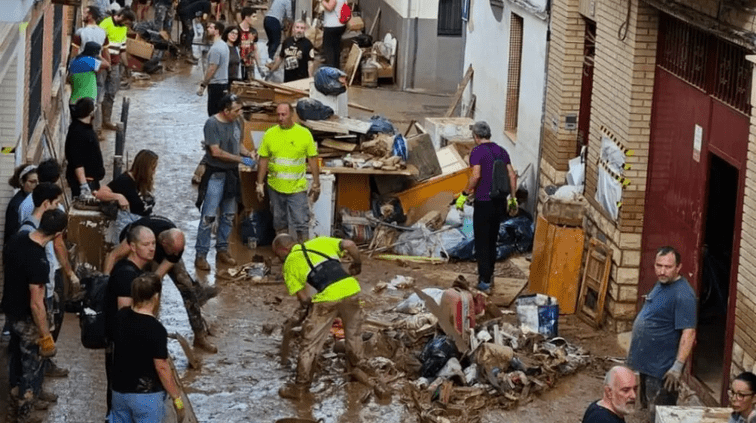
392, 134, 408, 161
395, 288, 445, 314
314, 66, 347, 96
79, 275, 109, 349
495, 214, 534, 260
516, 294, 559, 338
240, 210, 276, 248
418, 335, 459, 378
367, 115, 396, 136
296, 98, 334, 121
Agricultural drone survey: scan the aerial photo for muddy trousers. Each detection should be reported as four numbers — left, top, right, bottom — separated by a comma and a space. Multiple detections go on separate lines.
473, 199, 505, 285
166, 261, 208, 334
101, 65, 121, 123
7, 317, 44, 421
296, 295, 363, 385
639, 373, 678, 420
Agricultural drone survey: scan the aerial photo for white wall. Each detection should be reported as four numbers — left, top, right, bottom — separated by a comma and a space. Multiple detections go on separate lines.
381, 0, 440, 19
0, 0, 35, 23
463, 0, 548, 210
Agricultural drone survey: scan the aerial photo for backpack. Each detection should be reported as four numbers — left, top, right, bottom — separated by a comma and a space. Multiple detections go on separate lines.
487, 144, 511, 199
79, 275, 109, 349
339, 2, 352, 24
300, 243, 350, 293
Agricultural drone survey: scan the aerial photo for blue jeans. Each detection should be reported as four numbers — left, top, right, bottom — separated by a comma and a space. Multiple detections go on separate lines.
263, 16, 282, 61
109, 390, 166, 423
196, 172, 235, 257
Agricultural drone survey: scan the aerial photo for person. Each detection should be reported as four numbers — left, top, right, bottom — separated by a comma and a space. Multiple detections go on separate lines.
223, 26, 242, 83
238, 6, 260, 80
65, 97, 106, 199
455, 121, 517, 293
72, 6, 111, 139
198, 21, 230, 116
195, 94, 255, 270
4, 165, 38, 245
582, 366, 638, 423
104, 225, 156, 414
99, 8, 135, 131
153, 0, 175, 33
729, 372, 756, 423
109, 272, 185, 423
256, 103, 320, 242
104, 215, 220, 352
263, 0, 292, 62
69, 42, 110, 112
321, 0, 346, 68
2, 209, 68, 422
176, 0, 211, 63
272, 233, 363, 399
267, 20, 314, 83
627, 246, 697, 421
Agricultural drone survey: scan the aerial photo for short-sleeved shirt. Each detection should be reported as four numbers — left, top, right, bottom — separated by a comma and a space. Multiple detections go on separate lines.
627, 277, 697, 379
111, 308, 168, 393
4, 190, 29, 245
323, 0, 346, 28
228, 46, 241, 81
582, 401, 625, 423
267, 0, 292, 23
108, 173, 155, 217
119, 216, 181, 264
1, 233, 49, 320
203, 116, 241, 170
259, 123, 317, 194
99, 17, 128, 64
73, 25, 109, 54
177, 0, 211, 19
69, 56, 101, 104
207, 39, 229, 85
283, 237, 360, 303
18, 215, 55, 299
470, 142, 511, 202
280, 37, 313, 82
239, 26, 257, 67
65, 119, 105, 187
105, 258, 144, 341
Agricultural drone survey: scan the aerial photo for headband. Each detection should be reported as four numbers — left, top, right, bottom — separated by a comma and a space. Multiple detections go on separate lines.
19, 165, 37, 181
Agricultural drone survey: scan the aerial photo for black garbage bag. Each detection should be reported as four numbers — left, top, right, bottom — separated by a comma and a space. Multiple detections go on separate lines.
418, 335, 459, 378
79, 275, 109, 349
353, 34, 373, 48
314, 66, 347, 95
495, 214, 534, 260
367, 115, 396, 136
296, 98, 334, 121
240, 210, 276, 247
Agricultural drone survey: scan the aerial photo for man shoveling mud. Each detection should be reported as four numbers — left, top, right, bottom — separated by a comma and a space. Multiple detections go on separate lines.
272, 234, 364, 399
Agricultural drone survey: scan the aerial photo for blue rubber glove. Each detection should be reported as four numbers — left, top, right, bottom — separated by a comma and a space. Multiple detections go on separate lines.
455, 193, 468, 210
242, 157, 256, 167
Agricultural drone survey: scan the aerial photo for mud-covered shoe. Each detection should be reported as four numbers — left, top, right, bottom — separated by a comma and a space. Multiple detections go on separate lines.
37, 391, 58, 403
45, 361, 69, 378
193, 334, 218, 354
476, 281, 491, 294
195, 256, 211, 271
196, 285, 220, 306
278, 383, 308, 399
216, 251, 236, 266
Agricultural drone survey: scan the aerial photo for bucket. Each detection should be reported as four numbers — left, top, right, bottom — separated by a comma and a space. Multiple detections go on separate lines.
361, 64, 378, 88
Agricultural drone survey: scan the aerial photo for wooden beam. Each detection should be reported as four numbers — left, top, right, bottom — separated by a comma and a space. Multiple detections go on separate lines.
344, 44, 363, 86
369, 8, 381, 39
444, 64, 474, 117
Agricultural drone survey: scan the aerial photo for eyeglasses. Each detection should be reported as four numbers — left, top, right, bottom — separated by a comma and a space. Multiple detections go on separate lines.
728, 389, 755, 400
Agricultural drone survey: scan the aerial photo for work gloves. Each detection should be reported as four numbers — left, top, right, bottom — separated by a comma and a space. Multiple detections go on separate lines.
255, 182, 265, 202
38, 334, 56, 358
455, 192, 469, 210
241, 157, 256, 168
173, 397, 186, 421
196, 83, 206, 96
507, 195, 519, 216
348, 261, 362, 276
663, 360, 684, 392
79, 183, 94, 200
308, 184, 321, 203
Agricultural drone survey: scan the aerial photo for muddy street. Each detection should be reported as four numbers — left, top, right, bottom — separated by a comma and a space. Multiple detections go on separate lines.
19, 64, 632, 423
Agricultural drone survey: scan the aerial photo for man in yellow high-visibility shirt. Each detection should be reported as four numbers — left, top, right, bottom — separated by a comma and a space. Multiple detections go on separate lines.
98, 8, 135, 131
271, 233, 363, 399
256, 103, 320, 242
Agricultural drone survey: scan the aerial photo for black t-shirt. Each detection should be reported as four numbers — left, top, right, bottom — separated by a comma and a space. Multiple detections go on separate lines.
178, 0, 211, 18
582, 401, 625, 423
1, 233, 49, 319
105, 259, 144, 341
4, 191, 28, 245
65, 119, 105, 185
107, 173, 155, 217
119, 216, 182, 264
111, 308, 168, 393
280, 37, 313, 82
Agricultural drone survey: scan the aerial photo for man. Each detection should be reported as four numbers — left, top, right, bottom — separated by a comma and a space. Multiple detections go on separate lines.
17, 183, 69, 382
2, 209, 68, 422
455, 121, 517, 293
69, 42, 110, 110
72, 6, 110, 139
195, 94, 255, 270
239, 7, 260, 80
176, 0, 211, 63
257, 103, 320, 243
272, 233, 363, 399
582, 366, 638, 423
99, 8, 135, 131
153, 0, 175, 33
198, 21, 229, 117
65, 97, 106, 199
627, 246, 697, 420
263, 0, 292, 62
104, 225, 155, 414
267, 20, 314, 83
103, 215, 219, 352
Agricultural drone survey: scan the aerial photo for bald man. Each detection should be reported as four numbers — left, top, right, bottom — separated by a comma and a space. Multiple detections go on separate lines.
583, 366, 638, 422
104, 215, 219, 353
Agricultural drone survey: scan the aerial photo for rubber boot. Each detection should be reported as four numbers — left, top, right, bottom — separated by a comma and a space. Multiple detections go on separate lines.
102, 102, 118, 131
193, 331, 217, 354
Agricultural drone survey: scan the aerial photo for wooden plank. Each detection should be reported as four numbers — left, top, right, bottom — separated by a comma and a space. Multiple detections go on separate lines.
444, 64, 474, 117
336, 173, 371, 211
336, 116, 371, 134
301, 119, 349, 134
369, 8, 381, 39
406, 133, 442, 181
322, 138, 357, 152
577, 238, 613, 328
167, 357, 199, 423
322, 166, 415, 176
347, 101, 374, 112
344, 44, 363, 86
282, 77, 313, 92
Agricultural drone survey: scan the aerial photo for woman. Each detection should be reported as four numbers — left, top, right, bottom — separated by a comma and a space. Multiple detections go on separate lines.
222, 26, 242, 83
109, 273, 184, 423
65, 97, 106, 199
730, 372, 756, 423
4, 165, 37, 245
321, 0, 347, 68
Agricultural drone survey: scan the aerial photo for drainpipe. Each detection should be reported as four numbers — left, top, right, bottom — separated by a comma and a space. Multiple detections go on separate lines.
401, 0, 413, 91
534, 0, 552, 214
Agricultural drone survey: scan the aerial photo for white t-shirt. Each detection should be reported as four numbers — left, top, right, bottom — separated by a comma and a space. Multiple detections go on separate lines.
323, 0, 346, 28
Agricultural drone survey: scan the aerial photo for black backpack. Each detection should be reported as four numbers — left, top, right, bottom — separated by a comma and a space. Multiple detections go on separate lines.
487, 144, 511, 199
79, 275, 109, 349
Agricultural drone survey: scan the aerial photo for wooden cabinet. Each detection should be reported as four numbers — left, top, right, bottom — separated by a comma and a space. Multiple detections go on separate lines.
529, 215, 585, 314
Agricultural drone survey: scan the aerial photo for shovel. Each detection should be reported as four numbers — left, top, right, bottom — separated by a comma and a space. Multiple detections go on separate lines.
280, 305, 310, 364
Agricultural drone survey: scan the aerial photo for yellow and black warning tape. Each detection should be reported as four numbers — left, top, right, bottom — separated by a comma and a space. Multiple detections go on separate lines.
599, 125, 635, 157
598, 159, 631, 187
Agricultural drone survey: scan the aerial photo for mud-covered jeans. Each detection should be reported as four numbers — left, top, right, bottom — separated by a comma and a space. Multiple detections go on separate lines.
196, 172, 235, 257
102, 64, 121, 112
269, 188, 309, 236
7, 316, 44, 415
296, 295, 363, 385
163, 260, 207, 334
153, 3, 173, 32
640, 373, 678, 420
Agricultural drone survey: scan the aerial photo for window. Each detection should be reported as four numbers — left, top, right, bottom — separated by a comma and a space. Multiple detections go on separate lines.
504, 13, 523, 138
53, 5, 64, 72
28, 19, 44, 141
438, 0, 463, 36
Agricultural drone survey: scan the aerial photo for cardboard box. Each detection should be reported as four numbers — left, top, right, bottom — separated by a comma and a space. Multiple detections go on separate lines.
126, 37, 154, 60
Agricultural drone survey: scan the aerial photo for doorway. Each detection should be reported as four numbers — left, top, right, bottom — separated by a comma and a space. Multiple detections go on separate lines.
694, 154, 738, 396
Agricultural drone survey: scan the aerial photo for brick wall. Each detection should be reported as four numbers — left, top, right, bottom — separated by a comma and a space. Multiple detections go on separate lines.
0, 57, 18, 142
